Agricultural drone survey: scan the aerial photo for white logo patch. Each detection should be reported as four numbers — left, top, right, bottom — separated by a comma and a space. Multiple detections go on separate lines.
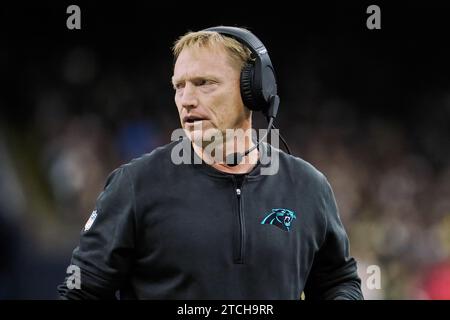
84, 210, 98, 231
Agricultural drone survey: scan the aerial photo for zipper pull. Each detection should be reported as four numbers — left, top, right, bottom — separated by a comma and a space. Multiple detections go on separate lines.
236, 188, 241, 196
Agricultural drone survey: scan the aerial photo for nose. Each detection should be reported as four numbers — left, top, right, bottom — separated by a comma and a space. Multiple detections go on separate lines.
179, 83, 199, 110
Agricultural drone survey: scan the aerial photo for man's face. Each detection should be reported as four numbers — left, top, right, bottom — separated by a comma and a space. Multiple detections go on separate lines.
172, 45, 249, 146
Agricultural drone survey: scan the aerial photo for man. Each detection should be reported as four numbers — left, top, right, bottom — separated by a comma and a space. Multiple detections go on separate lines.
58, 26, 363, 300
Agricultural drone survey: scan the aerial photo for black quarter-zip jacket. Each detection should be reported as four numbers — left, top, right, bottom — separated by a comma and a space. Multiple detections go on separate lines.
58, 139, 363, 300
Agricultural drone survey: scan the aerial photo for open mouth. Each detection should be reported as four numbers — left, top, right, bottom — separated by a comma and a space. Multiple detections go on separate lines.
186, 119, 203, 124
183, 115, 207, 124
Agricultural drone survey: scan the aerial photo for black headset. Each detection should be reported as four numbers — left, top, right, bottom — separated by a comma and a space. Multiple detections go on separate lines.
202, 26, 291, 165
203, 26, 279, 119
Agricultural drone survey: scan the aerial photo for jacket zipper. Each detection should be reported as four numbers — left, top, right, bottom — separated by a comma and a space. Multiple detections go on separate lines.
234, 183, 245, 264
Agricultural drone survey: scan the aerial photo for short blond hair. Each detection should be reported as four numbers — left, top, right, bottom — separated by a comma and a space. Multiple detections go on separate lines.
172, 29, 252, 71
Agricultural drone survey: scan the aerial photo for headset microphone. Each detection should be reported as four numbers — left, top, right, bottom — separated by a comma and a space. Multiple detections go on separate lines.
225, 95, 278, 166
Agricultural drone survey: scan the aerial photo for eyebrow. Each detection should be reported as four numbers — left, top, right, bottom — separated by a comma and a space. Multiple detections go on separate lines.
171, 75, 221, 86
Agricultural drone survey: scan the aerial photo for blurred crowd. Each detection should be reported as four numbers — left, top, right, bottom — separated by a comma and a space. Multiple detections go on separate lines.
1, 39, 449, 299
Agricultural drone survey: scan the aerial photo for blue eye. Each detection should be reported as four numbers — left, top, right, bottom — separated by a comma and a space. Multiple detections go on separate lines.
173, 82, 186, 92
197, 79, 208, 86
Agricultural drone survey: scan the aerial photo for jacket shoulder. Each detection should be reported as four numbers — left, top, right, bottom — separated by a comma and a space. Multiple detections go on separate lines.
121, 139, 180, 170
109, 139, 183, 183
267, 143, 328, 185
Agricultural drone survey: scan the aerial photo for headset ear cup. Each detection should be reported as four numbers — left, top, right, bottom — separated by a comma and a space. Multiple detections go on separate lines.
240, 63, 259, 111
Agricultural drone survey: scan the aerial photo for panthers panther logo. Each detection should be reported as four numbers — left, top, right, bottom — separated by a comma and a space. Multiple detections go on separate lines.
261, 208, 297, 232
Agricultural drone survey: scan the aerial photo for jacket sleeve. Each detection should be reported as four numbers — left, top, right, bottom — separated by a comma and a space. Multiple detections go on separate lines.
304, 176, 364, 300
57, 166, 136, 299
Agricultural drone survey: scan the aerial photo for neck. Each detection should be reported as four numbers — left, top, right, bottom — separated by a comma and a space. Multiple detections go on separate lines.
191, 126, 259, 174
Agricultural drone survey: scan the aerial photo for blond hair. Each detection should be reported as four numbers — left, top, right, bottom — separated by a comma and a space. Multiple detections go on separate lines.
172, 29, 252, 71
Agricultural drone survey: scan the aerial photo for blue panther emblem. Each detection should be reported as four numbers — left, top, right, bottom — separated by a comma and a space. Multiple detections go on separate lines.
261, 208, 297, 232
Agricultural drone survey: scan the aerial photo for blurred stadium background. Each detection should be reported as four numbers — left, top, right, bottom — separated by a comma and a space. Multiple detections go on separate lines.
1, 2, 449, 299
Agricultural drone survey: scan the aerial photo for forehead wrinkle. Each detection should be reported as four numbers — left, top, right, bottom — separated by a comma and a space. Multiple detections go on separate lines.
173, 46, 238, 82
